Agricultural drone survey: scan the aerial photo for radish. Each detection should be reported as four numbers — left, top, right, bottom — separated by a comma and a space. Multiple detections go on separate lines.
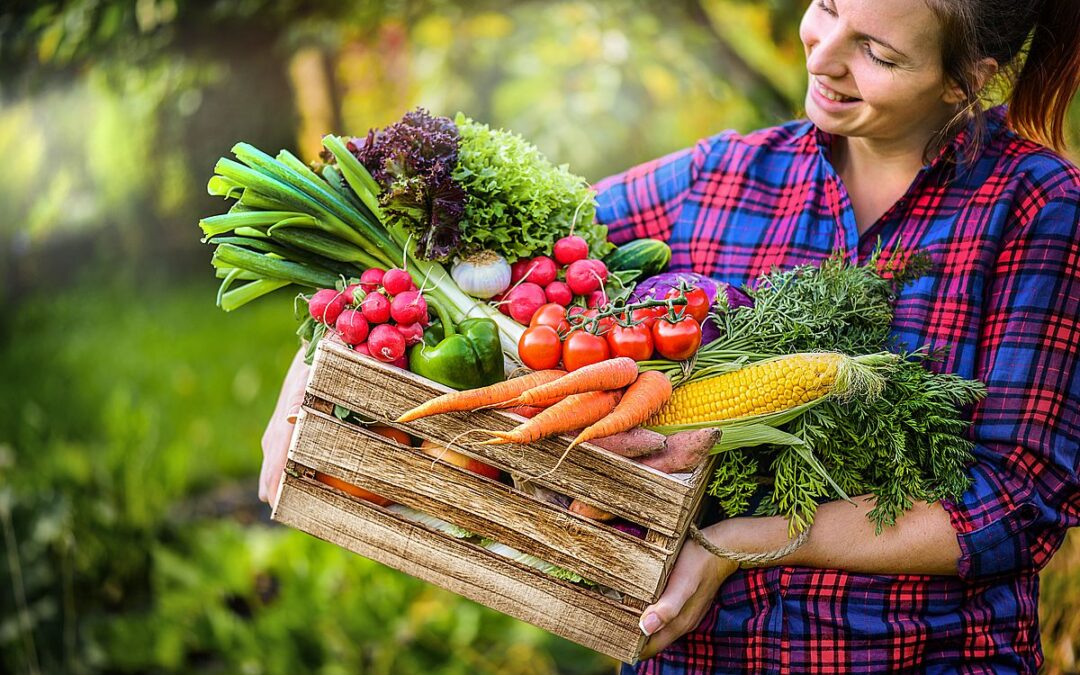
586, 258, 609, 284
359, 268, 385, 292
565, 259, 601, 295
382, 268, 414, 295
491, 291, 512, 316
368, 324, 406, 362
360, 292, 392, 324
553, 235, 589, 265
354, 342, 371, 356
586, 289, 608, 309
396, 322, 424, 346
390, 290, 428, 325
526, 256, 558, 286
509, 259, 534, 285
335, 309, 370, 345
544, 280, 573, 306
309, 288, 349, 325
506, 282, 547, 325
390, 352, 409, 369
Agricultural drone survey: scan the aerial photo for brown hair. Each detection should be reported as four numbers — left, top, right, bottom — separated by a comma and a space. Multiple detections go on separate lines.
925, 0, 1080, 154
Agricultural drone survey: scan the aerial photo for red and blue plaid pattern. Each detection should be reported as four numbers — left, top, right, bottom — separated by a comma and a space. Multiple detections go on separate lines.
597, 107, 1080, 674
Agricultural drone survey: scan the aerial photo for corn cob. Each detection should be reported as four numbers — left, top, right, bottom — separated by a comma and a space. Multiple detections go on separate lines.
648, 352, 879, 427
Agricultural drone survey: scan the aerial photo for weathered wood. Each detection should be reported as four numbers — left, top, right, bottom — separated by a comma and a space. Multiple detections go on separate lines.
270, 338, 722, 663
273, 474, 648, 663
308, 340, 698, 535
290, 407, 673, 600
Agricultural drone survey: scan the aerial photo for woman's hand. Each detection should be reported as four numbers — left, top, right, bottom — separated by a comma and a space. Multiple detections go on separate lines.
638, 523, 738, 660
259, 347, 310, 504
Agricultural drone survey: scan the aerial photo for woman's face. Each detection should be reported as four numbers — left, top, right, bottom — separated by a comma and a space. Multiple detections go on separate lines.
799, 0, 961, 151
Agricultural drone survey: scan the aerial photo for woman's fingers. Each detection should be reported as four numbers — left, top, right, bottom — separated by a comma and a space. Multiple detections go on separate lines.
637, 534, 738, 661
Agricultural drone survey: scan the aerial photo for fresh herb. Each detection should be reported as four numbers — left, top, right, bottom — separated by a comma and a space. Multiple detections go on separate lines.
647, 248, 985, 532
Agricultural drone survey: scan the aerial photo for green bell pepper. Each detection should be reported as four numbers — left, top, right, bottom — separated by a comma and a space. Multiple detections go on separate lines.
408, 317, 504, 390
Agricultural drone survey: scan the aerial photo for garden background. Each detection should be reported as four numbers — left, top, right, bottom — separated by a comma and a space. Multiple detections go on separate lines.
2, 1, 1078, 673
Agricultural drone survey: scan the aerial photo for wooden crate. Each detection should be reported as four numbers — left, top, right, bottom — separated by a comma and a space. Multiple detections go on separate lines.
271, 339, 716, 663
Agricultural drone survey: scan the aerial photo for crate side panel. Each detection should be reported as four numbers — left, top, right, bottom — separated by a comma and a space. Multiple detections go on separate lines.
272, 476, 647, 664
290, 409, 671, 599
308, 341, 693, 534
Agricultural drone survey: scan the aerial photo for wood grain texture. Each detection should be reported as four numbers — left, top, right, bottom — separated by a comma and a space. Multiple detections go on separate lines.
290, 407, 673, 600
272, 473, 648, 663
307, 340, 701, 536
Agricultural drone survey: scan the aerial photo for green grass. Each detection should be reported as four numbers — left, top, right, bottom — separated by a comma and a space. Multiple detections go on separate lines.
0, 277, 613, 675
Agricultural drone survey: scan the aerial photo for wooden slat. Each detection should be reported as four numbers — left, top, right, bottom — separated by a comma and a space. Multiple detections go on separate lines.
290, 408, 673, 600
307, 340, 699, 535
273, 475, 647, 664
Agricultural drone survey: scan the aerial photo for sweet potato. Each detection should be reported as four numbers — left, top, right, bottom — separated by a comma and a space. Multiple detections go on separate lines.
640, 428, 722, 474
588, 427, 667, 458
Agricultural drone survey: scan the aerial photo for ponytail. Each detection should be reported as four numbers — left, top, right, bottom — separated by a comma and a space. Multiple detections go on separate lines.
1009, 0, 1080, 153
926, 0, 1080, 154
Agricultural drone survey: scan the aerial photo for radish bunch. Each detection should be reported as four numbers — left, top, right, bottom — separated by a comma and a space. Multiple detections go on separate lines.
493, 235, 610, 325
307, 267, 428, 368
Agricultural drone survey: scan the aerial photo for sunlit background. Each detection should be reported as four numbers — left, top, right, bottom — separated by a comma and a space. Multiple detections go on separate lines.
2, 2, 1078, 673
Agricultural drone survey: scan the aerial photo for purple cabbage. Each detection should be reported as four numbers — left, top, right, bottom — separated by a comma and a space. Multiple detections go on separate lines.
630, 272, 753, 343
348, 108, 467, 261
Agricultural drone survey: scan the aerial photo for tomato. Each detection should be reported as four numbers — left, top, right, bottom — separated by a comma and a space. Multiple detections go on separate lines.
606, 323, 654, 361
314, 471, 393, 506
562, 330, 611, 371
664, 286, 711, 325
529, 302, 571, 334
652, 316, 702, 360
631, 306, 666, 328
581, 308, 614, 336
518, 325, 563, 370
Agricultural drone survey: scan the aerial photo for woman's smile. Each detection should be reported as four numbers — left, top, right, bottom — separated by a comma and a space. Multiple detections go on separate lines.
810, 76, 862, 112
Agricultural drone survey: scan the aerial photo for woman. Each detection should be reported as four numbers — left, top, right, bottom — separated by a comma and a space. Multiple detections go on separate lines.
261, 0, 1080, 671
594, 0, 1080, 671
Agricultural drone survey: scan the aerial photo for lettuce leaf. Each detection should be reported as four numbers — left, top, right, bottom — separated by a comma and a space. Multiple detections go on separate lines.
350, 109, 466, 261
453, 113, 612, 262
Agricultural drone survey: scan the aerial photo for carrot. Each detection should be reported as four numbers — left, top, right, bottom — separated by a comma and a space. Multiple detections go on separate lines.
477, 390, 622, 445
513, 357, 638, 406
568, 499, 617, 522
492, 395, 566, 409
565, 371, 673, 452
395, 369, 565, 423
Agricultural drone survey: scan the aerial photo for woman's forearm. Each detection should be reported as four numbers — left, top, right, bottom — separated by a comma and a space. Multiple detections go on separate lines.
710, 496, 961, 576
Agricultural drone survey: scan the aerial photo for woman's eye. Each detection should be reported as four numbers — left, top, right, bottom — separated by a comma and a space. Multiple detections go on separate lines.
816, 0, 837, 16
863, 43, 897, 68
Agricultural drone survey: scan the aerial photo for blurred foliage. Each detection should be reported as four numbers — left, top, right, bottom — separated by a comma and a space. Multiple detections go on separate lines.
1, 0, 1079, 673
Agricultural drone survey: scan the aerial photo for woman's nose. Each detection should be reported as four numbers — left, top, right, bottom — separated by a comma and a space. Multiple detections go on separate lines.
806, 28, 848, 80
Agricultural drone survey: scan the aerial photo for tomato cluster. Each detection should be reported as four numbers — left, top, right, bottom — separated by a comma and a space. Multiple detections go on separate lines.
307, 267, 428, 367
517, 284, 707, 371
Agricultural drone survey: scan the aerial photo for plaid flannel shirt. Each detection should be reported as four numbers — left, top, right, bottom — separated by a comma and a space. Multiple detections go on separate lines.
597, 107, 1080, 674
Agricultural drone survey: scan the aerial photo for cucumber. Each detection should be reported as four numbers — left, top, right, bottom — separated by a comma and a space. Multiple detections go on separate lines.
602, 238, 671, 281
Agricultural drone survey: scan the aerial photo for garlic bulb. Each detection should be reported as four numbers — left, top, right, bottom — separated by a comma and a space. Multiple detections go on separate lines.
451, 250, 512, 298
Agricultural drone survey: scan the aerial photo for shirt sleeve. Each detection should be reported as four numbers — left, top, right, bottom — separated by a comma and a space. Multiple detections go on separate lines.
593, 136, 718, 245
942, 174, 1080, 582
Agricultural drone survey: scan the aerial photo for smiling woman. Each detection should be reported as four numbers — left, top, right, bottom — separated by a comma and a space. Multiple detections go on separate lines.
581, 0, 1080, 672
